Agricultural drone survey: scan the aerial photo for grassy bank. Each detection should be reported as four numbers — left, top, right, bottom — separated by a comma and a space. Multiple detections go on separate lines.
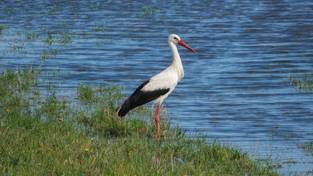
0, 68, 278, 175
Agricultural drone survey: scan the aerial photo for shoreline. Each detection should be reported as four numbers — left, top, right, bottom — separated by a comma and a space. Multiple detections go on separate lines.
0, 68, 278, 175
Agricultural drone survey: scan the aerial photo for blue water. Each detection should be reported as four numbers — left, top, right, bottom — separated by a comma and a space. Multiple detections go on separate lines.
1, 0, 313, 175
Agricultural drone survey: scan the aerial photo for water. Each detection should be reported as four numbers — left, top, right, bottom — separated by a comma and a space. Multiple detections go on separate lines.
1, 0, 313, 175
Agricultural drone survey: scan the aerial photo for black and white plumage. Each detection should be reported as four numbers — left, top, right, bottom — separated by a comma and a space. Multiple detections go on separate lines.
117, 80, 170, 117
117, 34, 195, 139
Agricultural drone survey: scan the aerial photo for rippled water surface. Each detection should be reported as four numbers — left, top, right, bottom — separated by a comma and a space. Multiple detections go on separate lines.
1, 0, 313, 175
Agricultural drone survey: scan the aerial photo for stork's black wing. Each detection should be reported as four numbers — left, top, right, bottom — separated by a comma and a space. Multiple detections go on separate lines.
117, 80, 170, 117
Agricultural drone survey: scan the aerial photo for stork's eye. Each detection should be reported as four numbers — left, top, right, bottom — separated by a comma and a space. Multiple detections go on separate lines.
173, 37, 178, 40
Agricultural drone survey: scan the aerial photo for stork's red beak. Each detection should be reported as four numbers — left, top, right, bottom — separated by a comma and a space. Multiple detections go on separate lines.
178, 39, 195, 52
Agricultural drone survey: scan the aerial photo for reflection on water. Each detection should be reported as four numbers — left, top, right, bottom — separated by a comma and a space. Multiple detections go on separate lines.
1, 0, 313, 175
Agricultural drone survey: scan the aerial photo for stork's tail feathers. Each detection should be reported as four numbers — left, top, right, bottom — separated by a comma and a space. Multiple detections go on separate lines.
117, 99, 131, 117
116, 80, 150, 117
116, 80, 170, 117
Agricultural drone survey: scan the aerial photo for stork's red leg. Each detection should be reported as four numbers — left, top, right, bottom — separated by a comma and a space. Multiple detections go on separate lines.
155, 103, 161, 140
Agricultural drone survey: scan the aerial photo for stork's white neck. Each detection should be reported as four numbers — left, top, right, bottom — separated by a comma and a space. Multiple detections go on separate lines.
169, 41, 184, 79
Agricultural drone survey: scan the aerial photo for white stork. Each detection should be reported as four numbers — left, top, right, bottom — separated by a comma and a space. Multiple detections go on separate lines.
117, 34, 195, 140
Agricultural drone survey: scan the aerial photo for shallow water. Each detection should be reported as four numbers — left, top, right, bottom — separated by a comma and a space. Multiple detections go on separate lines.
1, 0, 313, 175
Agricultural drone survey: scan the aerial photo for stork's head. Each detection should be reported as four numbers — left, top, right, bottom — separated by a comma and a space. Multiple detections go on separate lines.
168, 34, 195, 52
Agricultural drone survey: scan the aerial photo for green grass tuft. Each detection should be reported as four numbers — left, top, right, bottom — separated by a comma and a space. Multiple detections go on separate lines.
40, 49, 58, 60
59, 32, 72, 44
0, 24, 7, 34
300, 141, 313, 156
142, 6, 159, 16
289, 72, 313, 92
26, 32, 39, 41
77, 85, 96, 104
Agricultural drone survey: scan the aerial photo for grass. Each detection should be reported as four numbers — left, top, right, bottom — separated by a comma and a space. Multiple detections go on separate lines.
300, 142, 313, 156
44, 31, 72, 45
0, 24, 7, 34
40, 49, 58, 60
47, 4, 59, 15
4, 8, 14, 15
38, 31, 71, 60
45, 33, 55, 46
59, 32, 72, 44
0, 68, 278, 175
289, 73, 313, 93
142, 6, 159, 16
26, 32, 39, 41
